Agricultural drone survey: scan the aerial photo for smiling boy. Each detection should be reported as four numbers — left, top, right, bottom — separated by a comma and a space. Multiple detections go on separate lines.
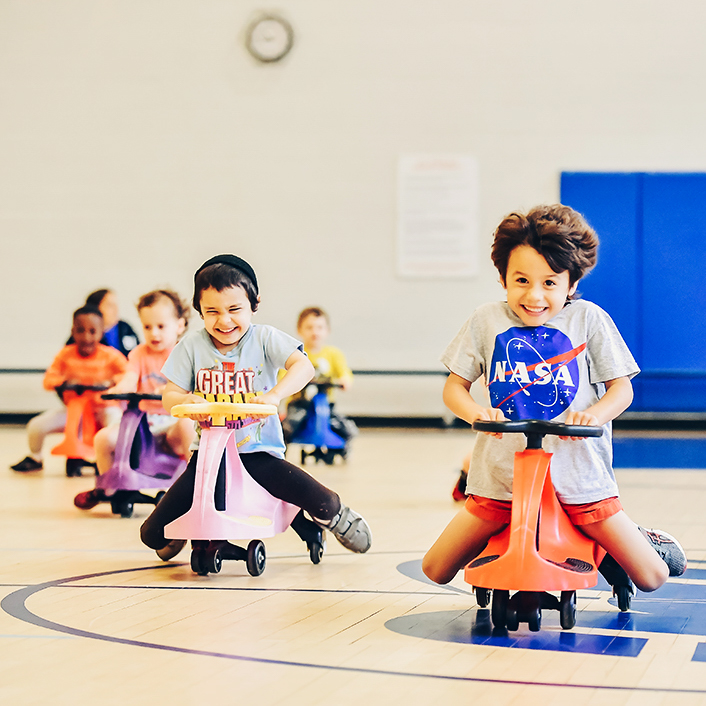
140, 254, 372, 560
423, 205, 686, 593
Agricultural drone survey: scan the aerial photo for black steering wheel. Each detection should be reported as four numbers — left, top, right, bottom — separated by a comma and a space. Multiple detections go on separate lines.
101, 393, 162, 409
56, 382, 112, 398
473, 419, 602, 449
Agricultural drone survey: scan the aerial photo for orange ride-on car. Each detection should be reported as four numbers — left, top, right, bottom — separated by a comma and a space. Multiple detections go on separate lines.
465, 419, 632, 632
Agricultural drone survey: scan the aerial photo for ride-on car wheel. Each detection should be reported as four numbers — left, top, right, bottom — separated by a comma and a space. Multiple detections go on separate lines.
491, 589, 509, 629
246, 540, 266, 576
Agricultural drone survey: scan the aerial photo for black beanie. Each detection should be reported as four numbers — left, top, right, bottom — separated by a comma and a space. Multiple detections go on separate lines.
194, 254, 258, 293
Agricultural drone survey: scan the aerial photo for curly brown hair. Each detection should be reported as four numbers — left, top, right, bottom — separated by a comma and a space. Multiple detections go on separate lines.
491, 204, 598, 290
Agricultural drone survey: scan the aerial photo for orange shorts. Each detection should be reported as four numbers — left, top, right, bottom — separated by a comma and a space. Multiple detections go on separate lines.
464, 493, 622, 526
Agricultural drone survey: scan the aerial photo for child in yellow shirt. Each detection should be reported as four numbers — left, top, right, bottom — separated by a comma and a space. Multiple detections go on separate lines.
282, 307, 357, 445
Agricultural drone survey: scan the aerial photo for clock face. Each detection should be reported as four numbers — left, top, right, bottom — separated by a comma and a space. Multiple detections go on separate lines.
246, 16, 294, 63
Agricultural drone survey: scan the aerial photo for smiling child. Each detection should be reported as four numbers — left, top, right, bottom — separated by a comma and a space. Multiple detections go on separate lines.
140, 255, 372, 560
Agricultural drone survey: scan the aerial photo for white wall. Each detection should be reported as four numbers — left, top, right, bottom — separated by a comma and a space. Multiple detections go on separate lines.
2, 1, 706, 413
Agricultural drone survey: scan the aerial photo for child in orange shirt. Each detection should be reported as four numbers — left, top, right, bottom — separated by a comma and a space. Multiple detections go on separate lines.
74, 290, 195, 509
11, 306, 128, 472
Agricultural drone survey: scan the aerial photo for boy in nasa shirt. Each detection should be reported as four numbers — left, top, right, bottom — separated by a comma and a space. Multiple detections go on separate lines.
423, 205, 686, 593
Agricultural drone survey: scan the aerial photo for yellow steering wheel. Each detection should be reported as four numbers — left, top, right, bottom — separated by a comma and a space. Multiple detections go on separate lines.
171, 401, 278, 427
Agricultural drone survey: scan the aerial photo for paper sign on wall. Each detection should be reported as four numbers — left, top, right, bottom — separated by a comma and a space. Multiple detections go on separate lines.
397, 154, 478, 278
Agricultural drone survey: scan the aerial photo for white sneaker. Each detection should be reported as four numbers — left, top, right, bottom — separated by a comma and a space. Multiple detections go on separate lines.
322, 506, 372, 553
156, 539, 186, 561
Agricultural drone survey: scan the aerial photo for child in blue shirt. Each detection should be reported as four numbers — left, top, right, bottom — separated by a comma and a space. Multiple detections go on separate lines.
140, 254, 372, 560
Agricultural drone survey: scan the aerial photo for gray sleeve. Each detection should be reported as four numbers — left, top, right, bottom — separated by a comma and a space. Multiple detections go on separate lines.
440, 315, 484, 383
585, 306, 640, 384
161, 335, 197, 392
263, 327, 304, 370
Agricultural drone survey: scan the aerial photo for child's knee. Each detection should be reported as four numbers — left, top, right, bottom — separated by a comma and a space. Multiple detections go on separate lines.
421, 553, 453, 585
26, 415, 42, 434
93, 428, 111, 454
139, 518, 165, 550
633, 561, 668, 593
27, 412, 52, 439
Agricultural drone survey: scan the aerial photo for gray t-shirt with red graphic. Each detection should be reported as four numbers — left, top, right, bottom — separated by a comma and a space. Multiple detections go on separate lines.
162, 325, 302, 458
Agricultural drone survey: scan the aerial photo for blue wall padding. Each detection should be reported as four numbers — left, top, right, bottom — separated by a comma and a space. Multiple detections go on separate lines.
561, 172, 706, 412
613, 437, 706, 469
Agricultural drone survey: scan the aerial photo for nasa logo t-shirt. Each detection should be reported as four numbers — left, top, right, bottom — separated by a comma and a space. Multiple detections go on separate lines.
489, 326, 586, 420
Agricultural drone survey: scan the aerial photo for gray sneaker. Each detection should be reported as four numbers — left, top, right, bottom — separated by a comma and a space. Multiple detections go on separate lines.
639, 527, 687, 577
324, 506, 371, 553
156, 539, 186, 561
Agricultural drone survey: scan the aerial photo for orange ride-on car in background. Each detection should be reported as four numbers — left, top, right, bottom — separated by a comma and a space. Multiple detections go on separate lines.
51, 383, 110, 477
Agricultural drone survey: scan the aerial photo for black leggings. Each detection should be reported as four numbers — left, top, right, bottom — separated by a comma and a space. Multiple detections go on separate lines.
140, 450, 341, 550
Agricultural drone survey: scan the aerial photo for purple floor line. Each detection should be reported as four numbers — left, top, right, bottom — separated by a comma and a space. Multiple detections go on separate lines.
0, 565, 704, 694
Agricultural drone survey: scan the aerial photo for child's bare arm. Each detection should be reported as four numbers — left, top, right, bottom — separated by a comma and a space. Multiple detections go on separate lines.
254, 349, 315, 407
565, 376, 633, 427
162, 380, 210, 421
105, 370, 139, 395
443, 372, 506, 436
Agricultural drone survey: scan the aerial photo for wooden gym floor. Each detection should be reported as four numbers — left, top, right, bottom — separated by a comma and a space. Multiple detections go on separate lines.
0, 424, 705, 706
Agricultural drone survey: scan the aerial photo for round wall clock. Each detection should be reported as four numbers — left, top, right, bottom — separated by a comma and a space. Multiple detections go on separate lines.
245, 15, 294, 63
